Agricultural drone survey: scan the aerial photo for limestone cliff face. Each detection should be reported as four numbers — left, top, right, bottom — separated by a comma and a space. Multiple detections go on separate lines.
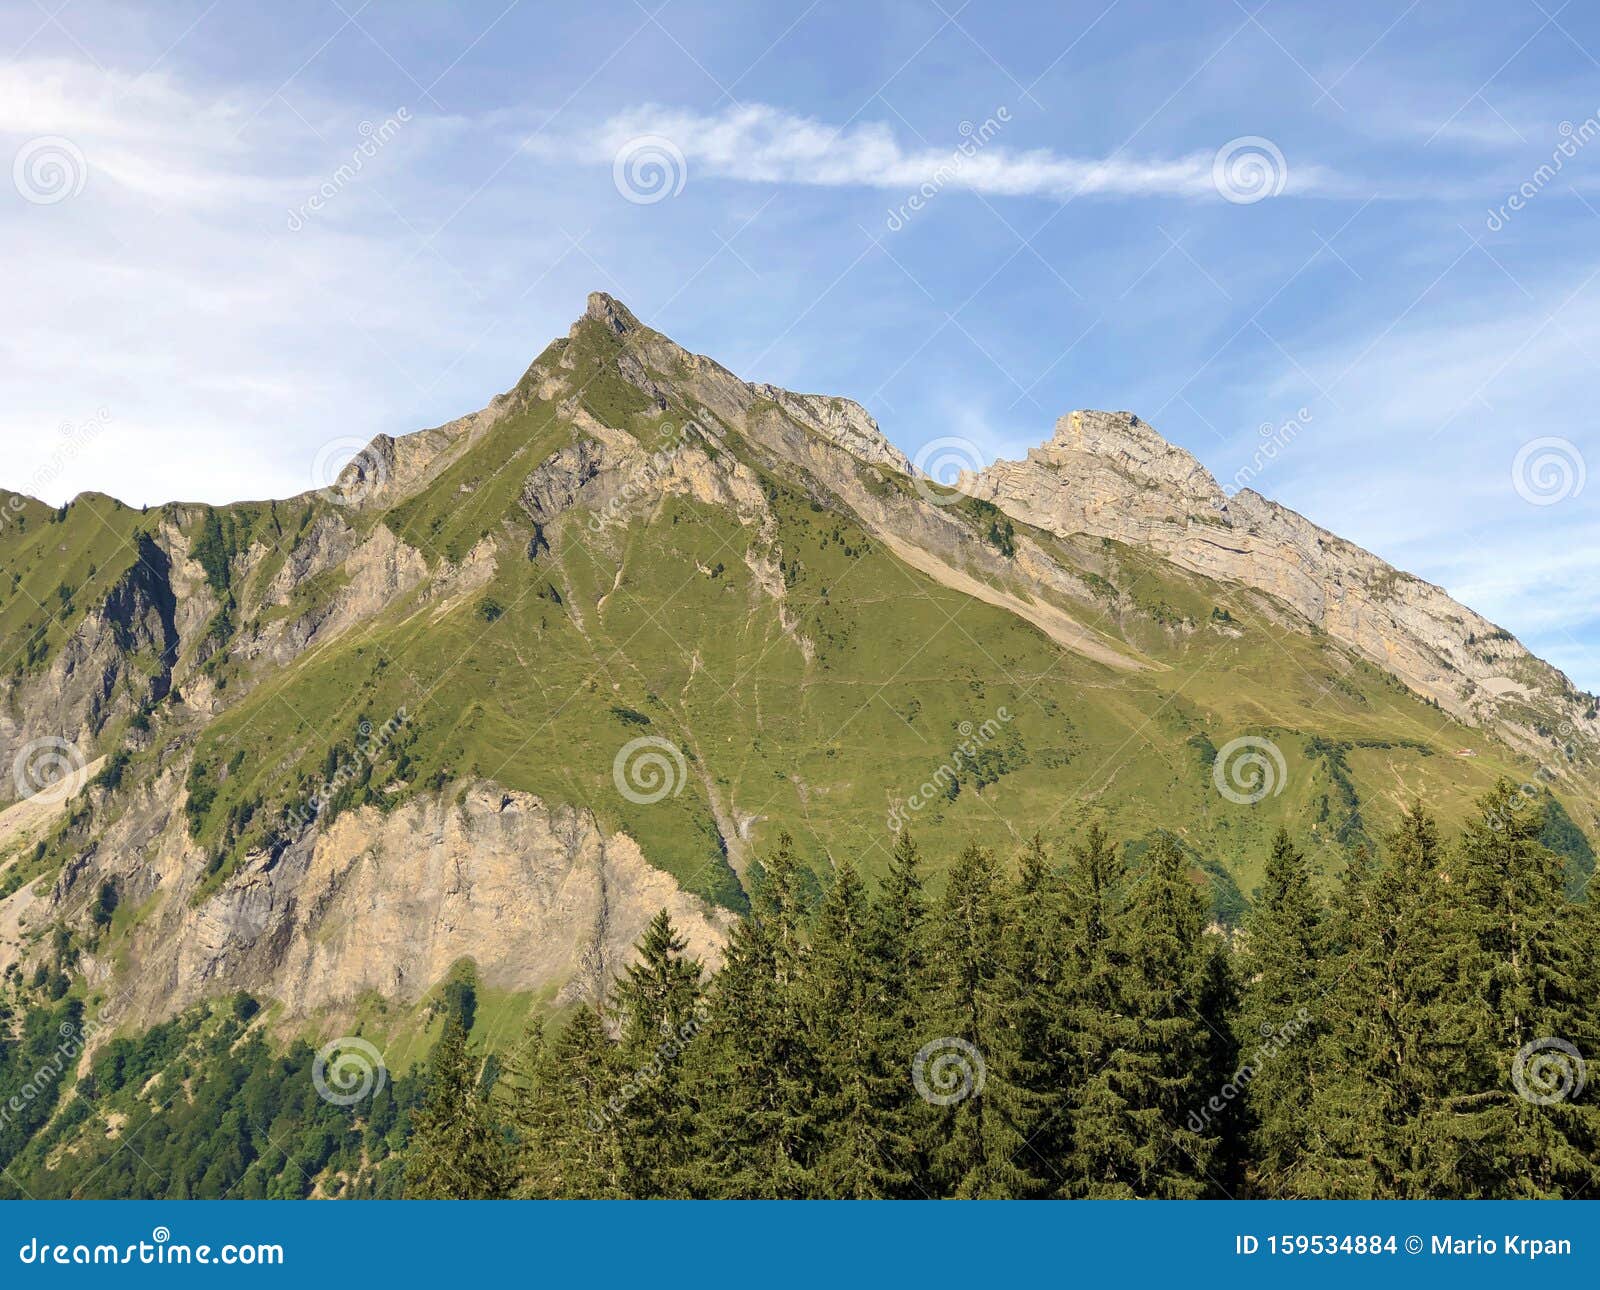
968, 410, 1599, 768
5, 291, 1596, 1039
6, 775, 729, 1025
0, 537, 177, 806
749, 385, 914, 476
177, 783, 732, 1018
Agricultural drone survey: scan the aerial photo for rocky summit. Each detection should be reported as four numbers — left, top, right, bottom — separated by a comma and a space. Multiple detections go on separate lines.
0, 291, 1596, 1039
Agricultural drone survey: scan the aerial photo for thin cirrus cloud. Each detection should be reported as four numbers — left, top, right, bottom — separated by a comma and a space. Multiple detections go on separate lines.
524, 102, 1340, 201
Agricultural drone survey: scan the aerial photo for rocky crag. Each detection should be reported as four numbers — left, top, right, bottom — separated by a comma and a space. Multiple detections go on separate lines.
0, 293, 1593, 1039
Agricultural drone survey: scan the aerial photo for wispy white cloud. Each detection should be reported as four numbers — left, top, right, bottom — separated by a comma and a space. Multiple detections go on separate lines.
0, 57, 502, 506
525, 101, 1342, 201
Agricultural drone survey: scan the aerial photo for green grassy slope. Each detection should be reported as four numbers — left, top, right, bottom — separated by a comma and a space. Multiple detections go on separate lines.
162, 314, 1576, 919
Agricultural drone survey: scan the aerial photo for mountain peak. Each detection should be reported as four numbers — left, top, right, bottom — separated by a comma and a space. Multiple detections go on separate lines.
580, 290, 642, 336
554, 291, 915, 476
1017, 408, 1223, 506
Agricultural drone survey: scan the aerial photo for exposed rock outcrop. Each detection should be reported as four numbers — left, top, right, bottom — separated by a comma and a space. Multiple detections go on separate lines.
4, 291, 1595, 1041
6, 776, 730, 1024
968, 410, 1600, 768
0, 537, 178, 805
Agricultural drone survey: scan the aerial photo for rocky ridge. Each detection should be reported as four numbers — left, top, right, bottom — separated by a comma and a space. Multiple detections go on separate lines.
966, 409, 1598, 775
0, 292, 1594, 1038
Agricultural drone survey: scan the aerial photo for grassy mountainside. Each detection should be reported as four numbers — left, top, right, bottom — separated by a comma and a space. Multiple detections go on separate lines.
0, 291, 1594, 1067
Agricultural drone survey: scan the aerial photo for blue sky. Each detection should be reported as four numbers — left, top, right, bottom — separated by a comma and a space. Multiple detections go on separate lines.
1, 0, 1597, 690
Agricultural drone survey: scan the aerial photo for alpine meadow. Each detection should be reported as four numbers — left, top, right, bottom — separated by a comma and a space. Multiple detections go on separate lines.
0, 290, 1594, 1201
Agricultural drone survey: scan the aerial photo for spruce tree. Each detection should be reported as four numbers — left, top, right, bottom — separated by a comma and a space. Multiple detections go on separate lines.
500, 1026, 558, 1198
925, 843, 1041, 1198
1194, 935, 1244, 1194
1292, 803, 1568, 1209
537, 1006, 626, 1198
607, 910, 704, 1198
808, 860, 914, 1197
869, 830, 930, 1019
1285, 841, 1389, 1198
1103, 835, 1220, 1198
1383, 806, 1492, 1197
1236, 827, 1324, 1194
683, 833, 818, 1197
868, 829, 935, 1194
1007, 833, 1070, 1169
404, 1017, 510, 1199
1449, 782, 1594, 1196
1057, 822, 1140, 1196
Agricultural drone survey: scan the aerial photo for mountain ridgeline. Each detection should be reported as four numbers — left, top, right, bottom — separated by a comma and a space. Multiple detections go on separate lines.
0, 292, 1595, 1197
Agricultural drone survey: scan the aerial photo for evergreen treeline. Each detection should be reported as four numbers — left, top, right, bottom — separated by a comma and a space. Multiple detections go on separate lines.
406, 781, 1599, 1199
0, 993, 427, 1199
